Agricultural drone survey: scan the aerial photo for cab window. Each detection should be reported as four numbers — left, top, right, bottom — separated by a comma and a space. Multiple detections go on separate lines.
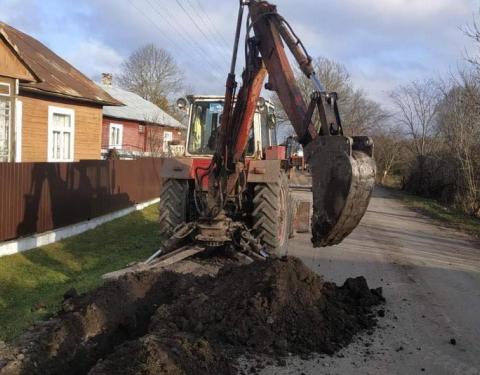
188, 101, 223, 155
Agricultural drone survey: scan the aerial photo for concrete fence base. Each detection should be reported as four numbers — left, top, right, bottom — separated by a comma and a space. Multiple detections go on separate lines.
0, 198, 160, 258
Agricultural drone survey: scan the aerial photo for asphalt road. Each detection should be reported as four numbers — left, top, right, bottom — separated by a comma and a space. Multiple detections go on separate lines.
263, 187, 480, 375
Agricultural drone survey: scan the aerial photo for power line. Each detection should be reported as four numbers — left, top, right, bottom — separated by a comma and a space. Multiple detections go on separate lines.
144, 0, 223, 72
129, 0, 224, 81
184, 0, 230, 50
147, 0, 227, 73
128, 1, 183, 58
173, 0, 230, 67
190, 0, 231, 49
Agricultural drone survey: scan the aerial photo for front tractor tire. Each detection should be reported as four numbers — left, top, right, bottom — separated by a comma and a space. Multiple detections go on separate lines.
159, 179, 189, 239
252, 172, 291, 256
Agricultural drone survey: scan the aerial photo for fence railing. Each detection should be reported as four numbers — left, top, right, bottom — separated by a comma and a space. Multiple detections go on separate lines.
0, 158, 163, 243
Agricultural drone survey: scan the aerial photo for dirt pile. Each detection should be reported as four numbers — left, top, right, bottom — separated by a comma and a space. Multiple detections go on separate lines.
0, 269, 201, 375
90, 257, 384, 374
0, 257, 384, 375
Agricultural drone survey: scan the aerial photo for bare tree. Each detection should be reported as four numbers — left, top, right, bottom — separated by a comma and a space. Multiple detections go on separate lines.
119, 44, 184, 111
343, 90, 389, 136
390, 80, 440, 158
272, 56, 386, 137
298, 57, 353, 101
390, 80, 442, 194
145, 126, 165, 157
142, 111, 186, 158
437, 71, 480, 216
376, 9, 480, 213
372, 125, 404, 185
463, 9, 480, 72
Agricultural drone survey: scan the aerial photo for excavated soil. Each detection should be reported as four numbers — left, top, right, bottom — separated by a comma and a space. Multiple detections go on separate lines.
0, 257, 384, 375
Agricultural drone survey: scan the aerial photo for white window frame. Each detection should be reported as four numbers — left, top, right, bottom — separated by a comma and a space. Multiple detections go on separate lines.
0, 96, 11, 162
47, 106, 75, 162
109, 123, 123, 149
15, 99, 22, 162
0, 82, 11, 97
163, 131, 173, 153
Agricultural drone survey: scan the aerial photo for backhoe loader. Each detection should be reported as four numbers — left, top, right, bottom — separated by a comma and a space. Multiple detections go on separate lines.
150, 0, 376, 264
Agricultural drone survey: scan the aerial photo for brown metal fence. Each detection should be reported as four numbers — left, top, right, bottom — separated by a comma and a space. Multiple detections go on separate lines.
0, 158, 163, 242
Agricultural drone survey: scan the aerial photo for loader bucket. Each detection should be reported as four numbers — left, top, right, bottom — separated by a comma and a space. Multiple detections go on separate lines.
304, 136, 376, 247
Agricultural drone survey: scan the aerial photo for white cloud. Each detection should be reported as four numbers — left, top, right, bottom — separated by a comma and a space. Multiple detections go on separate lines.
2, 0, 478, 105
0, 0, 43, 33
346, 0, 468, 19
63, 40, 124, 81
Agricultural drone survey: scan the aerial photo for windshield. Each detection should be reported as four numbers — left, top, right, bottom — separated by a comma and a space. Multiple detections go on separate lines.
188, 101, 223, 155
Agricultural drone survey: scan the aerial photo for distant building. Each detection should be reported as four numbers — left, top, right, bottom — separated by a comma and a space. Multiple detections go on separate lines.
100, 74, 186, 159
0, 22, 120, 162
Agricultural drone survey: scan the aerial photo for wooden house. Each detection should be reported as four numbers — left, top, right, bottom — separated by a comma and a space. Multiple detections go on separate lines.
0, 22, 121, 162
100, 74, 186, 159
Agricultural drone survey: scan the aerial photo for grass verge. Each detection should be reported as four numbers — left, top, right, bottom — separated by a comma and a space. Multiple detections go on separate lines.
401, 194, 480, 238
0, 204, 159, 342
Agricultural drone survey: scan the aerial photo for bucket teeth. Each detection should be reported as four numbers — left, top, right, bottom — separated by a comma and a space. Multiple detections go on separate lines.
304, 136, 376, 247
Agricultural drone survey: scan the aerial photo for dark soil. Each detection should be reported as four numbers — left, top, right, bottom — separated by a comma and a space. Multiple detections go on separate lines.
0, 257, 384, 375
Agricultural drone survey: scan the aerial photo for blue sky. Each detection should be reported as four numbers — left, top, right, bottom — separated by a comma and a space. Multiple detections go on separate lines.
1, 0, 478, 105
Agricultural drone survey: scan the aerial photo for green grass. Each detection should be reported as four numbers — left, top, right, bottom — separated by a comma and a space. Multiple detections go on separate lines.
0, 204, 159, 342
401, 194, 480, 238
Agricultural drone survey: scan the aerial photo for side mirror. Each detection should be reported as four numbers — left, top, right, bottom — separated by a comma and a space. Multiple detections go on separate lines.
257, 97, 266, 112
176, 97, 188, 111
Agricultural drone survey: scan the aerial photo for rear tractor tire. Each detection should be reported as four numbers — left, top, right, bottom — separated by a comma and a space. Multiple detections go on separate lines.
252, 172, 292, 256
159, 179, 189, 239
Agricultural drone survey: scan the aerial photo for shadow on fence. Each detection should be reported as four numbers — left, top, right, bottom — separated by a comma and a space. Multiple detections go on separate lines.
0, 158, 163, 243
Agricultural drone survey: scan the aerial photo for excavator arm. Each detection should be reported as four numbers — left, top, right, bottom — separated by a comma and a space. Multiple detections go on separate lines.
210, 0, 376, 247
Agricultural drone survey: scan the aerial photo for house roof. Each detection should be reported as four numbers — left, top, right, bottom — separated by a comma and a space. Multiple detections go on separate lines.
0, 22, 121, 106
101, 85, 185, 129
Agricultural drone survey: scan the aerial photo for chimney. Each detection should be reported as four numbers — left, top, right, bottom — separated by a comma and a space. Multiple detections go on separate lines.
101, 73, 113, 87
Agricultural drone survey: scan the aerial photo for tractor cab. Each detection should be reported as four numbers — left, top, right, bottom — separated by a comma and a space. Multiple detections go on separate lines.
177, 95, 278, 159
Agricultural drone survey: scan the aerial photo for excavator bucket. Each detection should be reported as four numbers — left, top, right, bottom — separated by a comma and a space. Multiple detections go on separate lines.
304, 135, 376, 247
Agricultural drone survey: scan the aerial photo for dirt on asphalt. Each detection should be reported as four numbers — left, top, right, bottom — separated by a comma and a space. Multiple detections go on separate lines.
0, 257, 384, 375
